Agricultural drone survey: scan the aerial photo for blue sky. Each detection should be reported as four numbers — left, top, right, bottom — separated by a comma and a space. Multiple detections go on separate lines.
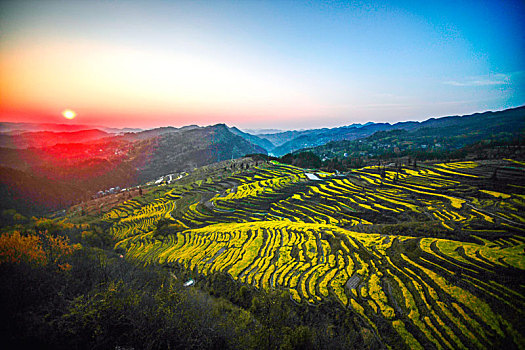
1, 0, 523, 129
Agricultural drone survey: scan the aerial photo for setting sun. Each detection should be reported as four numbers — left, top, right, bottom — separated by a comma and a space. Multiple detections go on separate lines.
62, 109, 76, 120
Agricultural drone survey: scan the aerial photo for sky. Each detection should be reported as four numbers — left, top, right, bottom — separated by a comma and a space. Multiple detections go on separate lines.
0, 0, 524, 130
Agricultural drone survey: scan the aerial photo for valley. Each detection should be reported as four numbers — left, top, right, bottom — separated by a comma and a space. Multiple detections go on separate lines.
2, 1, 523, 348
1, 108, 524, 349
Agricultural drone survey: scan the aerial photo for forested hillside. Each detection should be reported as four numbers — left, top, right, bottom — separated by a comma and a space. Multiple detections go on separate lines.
0, 124, 265, 215
237, 106, 525, 156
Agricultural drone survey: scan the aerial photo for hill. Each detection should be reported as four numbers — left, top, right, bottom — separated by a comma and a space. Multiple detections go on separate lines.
0, 129, 110, 149
0, 124, 265, 215
134, 124, 266, 183
254, 123, 368, 149
270, 123, 391, 156
2, 120, 525, 348
235, 106, 525, 156
0, 121, 141, 134
67, 157, 525, 349
293, 106, 525, 162
229, 126, 275, 151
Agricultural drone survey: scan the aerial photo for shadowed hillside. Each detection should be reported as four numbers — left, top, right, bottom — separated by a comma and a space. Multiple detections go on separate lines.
242, 106, 525, 156
0, 124, 265, 215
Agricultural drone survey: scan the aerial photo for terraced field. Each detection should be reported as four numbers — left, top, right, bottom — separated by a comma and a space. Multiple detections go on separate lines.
102, 159, 525, 349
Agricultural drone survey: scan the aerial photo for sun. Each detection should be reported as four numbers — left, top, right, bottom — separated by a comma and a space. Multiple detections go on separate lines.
62, 109, 77, 120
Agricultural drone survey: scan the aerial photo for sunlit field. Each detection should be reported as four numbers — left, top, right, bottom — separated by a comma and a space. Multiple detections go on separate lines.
89, 158, 525, 349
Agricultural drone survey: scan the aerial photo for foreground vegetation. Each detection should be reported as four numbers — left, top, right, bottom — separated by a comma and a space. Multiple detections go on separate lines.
1, 217, 370, 349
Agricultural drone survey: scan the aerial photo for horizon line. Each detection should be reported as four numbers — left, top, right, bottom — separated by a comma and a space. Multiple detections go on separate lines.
1, 104, 523, 133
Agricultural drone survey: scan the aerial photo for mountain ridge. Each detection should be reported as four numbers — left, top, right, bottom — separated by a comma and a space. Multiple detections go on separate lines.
0, 123, 266, 215
295, 106, 525, 164
240, 106, 525, 156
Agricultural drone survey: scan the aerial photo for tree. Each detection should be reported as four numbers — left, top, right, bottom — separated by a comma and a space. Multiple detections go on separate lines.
281, 326, 313, 350
281, 152, 322, 169
0, 230, 78, 270
0, 231, 46, 266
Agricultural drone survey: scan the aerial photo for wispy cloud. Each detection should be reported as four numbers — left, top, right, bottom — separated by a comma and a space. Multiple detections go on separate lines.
443, 73, 510, 87
443, 80, 505, 87
361, 103, 412, 109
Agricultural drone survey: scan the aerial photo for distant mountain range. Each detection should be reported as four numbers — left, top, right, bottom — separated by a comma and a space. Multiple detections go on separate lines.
0, 122, 142, 134
0, 129, 110, 149
298, 106, 525, 161
0, 123, 264, 214
261, 122, 387, 156
232, 107, 524, 156
0, 106, 523, 214
242, 128, 286, 135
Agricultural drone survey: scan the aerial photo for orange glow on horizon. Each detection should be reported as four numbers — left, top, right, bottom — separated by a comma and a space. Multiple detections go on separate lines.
0, 40, 320, 128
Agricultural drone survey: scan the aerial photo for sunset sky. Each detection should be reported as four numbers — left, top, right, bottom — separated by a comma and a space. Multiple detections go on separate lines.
1, 0, 523, 130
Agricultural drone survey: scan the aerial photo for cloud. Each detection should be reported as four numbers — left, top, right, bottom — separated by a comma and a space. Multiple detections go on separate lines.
443, 80, 504, 87
443, 74, 510, 87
